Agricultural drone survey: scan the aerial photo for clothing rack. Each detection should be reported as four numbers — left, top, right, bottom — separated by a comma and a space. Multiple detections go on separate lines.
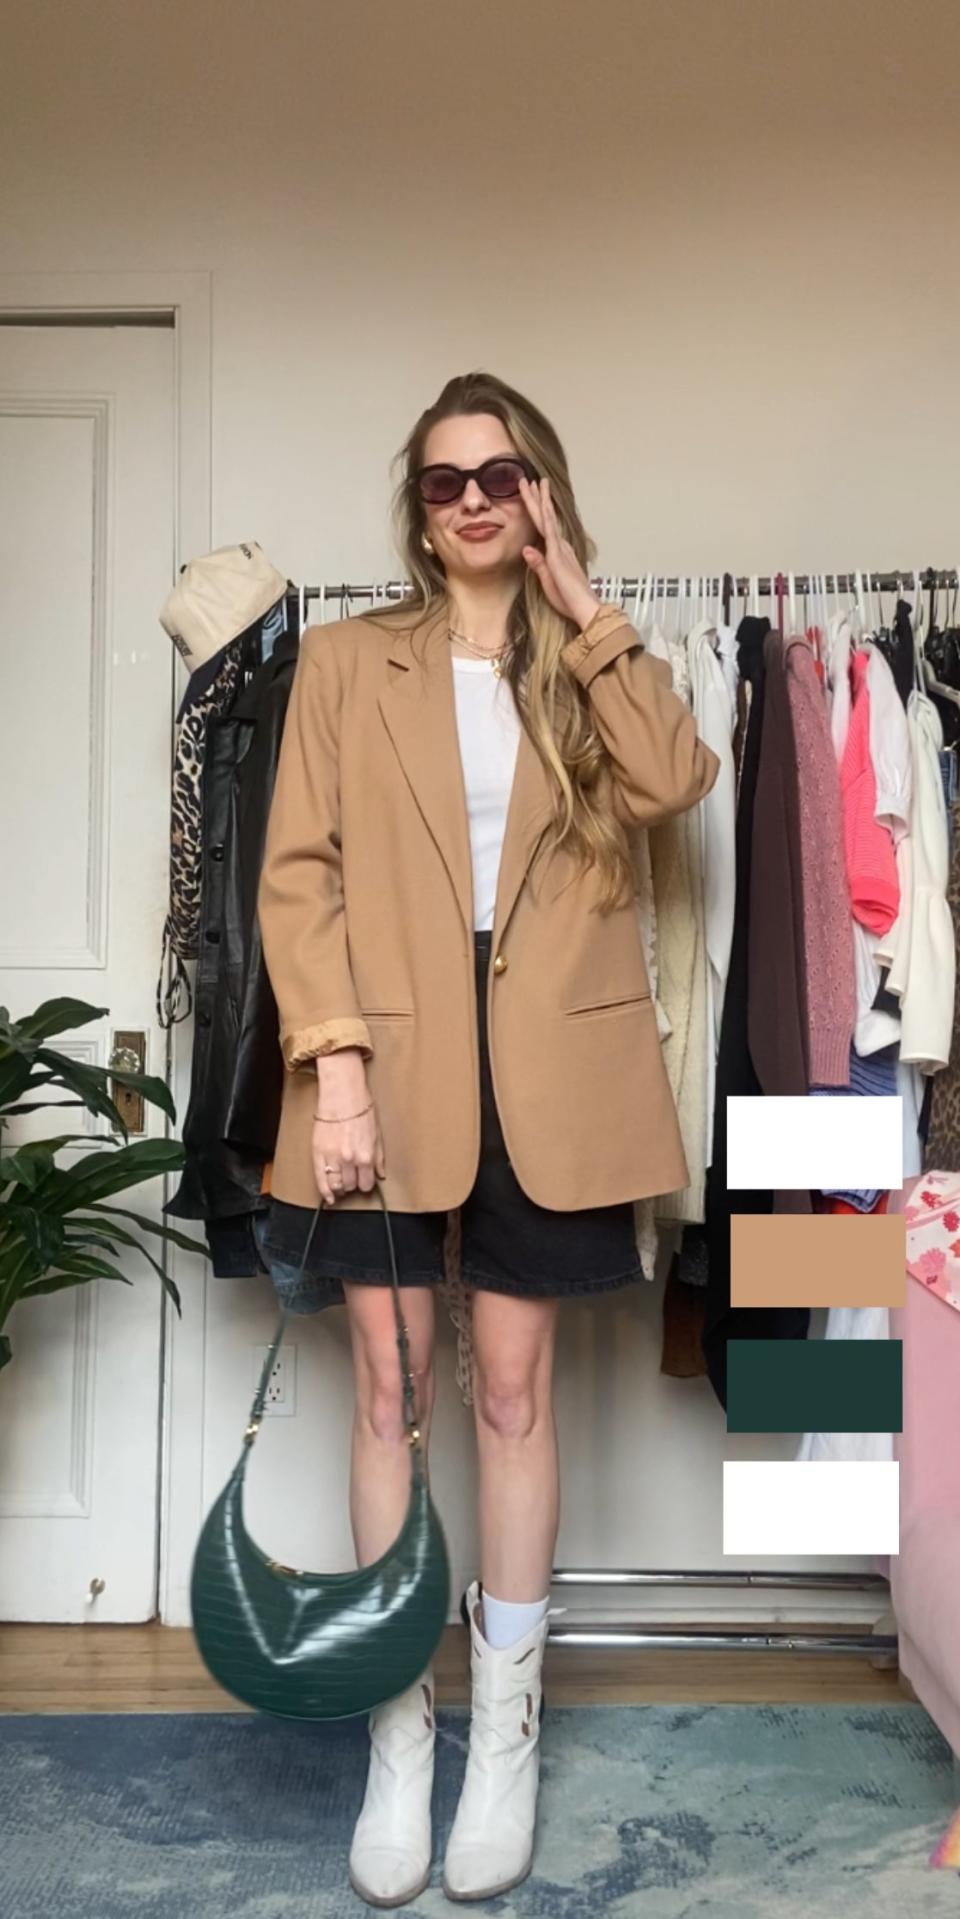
288, 569, 928, 1659
287, 567, 958, 616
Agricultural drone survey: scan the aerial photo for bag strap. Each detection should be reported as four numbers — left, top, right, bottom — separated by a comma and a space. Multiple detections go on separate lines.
243, 1178, 421, 1455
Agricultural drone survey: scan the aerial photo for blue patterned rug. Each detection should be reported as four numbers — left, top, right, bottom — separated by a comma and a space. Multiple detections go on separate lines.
2, 1704, 958, 1917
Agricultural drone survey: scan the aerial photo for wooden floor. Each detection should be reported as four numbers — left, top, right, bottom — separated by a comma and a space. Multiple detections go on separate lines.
0, 1621, 910, 1713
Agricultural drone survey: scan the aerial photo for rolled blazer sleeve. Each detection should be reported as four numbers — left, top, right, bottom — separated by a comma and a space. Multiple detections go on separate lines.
257, 626, 373, 1069
562, 605, 721, 827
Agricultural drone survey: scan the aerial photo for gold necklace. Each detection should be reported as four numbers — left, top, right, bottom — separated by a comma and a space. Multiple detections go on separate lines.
448, 625, 511, 679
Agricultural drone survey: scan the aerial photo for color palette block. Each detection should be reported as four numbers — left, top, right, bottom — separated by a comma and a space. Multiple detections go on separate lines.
725, 1095, 903, 1191
726, 1338, 902, 1433
722, 1461, 900, 1554
730, 1212, 907, 1307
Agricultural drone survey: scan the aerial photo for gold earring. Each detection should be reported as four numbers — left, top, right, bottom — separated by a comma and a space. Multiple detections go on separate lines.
421, 533, 434, 554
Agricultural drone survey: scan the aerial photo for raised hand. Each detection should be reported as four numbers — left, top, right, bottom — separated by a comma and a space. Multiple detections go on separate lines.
519, 475, 601, 630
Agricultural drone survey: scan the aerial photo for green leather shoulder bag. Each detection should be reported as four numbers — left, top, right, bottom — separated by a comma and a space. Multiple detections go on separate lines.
190, 1178, 450, 1720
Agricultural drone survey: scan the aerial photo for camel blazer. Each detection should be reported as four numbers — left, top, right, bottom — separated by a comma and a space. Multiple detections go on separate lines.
257, 598, 720, 1213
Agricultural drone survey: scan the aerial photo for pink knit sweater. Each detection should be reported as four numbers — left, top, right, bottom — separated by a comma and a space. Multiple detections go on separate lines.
785, 636, 855, 1086
840, 649, 900, 936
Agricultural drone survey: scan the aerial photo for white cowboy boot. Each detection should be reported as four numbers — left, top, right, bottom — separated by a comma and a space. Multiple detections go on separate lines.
442, 1581, 550, 1901
348, 1665, 436, 1908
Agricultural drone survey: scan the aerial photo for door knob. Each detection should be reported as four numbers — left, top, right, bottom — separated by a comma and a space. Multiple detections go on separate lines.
108, 1030, 147, 1133
108, 1045, 141, 1075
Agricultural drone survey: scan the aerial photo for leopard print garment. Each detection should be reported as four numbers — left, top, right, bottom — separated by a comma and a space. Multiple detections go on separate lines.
924, 798, 960, 1170
156, 639, 244, 1028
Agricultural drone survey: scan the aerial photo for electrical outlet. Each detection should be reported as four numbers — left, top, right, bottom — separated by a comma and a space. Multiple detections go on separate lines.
252, 1344, 296, 1417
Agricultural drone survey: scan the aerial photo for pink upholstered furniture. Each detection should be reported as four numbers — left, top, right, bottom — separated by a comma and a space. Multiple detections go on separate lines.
889, 1236, 960, 1757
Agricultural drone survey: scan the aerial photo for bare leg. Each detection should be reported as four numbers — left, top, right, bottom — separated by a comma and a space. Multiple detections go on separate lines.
343, 1281, 436, 1563
470, 1289, 560, 1600
443, 1288, 559, 1902
345, 1281, 438, 1908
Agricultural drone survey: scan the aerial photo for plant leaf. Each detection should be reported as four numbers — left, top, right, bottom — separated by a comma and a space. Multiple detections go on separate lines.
21, 1269, 132, 1298
88, 1202, 208, 1258
31, 1054, 129, 1136
68, 1216, 183, 1313
52, 1138, 185, 1209
32, 1250, 132, 1285
0, 1100, 90, 1116
13, 999, 108, 1043
0, 1137, 96, 1189
0, 1056, 32, 1108
100, 1068, 176, 1124
0, 1335, 10, 1370
3, 1207, 65, 1268
34, 1050, 176, 1126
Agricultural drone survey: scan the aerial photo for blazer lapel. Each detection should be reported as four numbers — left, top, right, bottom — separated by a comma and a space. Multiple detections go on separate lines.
377, 598, 554, 944
378, 600, 475, 935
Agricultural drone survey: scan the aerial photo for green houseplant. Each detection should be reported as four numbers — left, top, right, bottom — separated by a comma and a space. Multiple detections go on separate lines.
0, 997, 206, 1372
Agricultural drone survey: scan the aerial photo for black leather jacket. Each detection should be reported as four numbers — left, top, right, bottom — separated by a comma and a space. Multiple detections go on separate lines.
164, 623, 298, 1268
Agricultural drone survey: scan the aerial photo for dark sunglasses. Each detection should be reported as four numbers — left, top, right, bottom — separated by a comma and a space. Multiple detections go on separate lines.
415, 455, 538, 505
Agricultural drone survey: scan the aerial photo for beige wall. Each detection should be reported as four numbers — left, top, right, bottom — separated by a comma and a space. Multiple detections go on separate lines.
5, 0, 960, 582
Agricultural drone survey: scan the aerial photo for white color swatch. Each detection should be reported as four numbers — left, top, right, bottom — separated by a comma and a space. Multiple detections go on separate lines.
725, 1096, 903, 1191
723, 1460, 900, 1555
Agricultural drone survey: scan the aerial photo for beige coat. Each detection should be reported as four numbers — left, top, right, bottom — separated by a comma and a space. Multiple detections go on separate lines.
257, 597, 720, 1213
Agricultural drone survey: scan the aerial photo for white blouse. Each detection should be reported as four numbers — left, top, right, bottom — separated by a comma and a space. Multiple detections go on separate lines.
451, 656, 522, 932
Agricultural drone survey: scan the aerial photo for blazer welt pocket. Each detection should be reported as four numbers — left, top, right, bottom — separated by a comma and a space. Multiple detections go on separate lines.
563, 989, 652, 1018
360, 1007, 415, 1020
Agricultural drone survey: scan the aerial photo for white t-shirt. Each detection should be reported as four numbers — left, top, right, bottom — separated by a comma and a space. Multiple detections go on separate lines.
451, 656, 522, 931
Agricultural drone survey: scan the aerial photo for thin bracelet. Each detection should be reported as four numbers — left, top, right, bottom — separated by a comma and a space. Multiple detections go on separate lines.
313, 1099, 374, 1123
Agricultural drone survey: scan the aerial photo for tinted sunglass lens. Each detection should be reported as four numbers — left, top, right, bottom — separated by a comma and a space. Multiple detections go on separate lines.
483, 461, 527, 497
419, 468, 462, 503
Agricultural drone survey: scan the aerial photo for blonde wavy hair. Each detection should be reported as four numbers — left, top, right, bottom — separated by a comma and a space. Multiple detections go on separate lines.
365, 369, 634, 913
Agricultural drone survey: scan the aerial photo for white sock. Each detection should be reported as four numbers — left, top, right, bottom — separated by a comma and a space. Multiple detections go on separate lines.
480, 1589, 550, 1650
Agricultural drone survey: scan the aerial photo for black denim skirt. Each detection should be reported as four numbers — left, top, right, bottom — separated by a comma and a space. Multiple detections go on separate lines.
260, 930, 645, 1312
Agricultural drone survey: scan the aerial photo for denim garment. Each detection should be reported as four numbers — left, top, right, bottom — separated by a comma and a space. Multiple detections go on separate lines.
259, 930, 645, 1313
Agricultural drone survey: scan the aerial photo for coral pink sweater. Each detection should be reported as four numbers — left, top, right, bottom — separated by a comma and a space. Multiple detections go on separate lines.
840, 649, 900, 936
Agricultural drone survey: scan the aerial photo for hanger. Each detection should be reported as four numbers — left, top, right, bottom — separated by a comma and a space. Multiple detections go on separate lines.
912, 563, 926, 645
771, 570, 782, 637
817, 571, 829, 665
909, 562, 927, 695
636, 571, 654, 630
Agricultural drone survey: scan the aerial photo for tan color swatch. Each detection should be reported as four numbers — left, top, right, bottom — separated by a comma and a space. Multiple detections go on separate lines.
730, 1212, 906, 1307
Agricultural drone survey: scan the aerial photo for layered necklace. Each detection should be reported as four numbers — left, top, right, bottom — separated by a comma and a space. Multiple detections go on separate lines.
448, 623, 512, 680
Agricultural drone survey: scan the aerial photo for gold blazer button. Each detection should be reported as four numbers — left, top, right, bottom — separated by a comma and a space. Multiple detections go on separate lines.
493, 952, 508, 974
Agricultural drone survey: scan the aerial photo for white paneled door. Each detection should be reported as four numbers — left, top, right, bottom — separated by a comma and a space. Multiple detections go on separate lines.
0, 323, 176, 1619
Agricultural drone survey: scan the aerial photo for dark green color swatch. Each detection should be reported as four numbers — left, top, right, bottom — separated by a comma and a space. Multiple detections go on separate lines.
726, 1339, 902, 1434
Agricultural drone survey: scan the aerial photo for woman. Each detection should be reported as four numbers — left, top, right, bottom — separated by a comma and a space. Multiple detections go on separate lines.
257, 369, 719, 1907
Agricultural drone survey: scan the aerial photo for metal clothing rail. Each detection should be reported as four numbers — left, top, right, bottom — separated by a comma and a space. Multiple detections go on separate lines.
294, 567, 915, 1660
546, 1570, 896, 1655
287, 565, 958, 613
